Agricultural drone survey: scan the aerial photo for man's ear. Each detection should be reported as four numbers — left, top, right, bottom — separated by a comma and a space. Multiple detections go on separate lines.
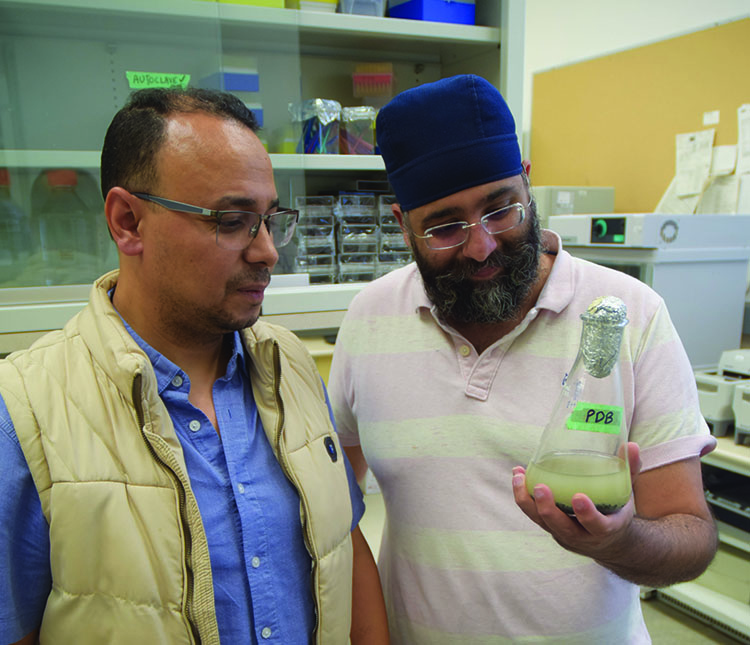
105, 187, 144, 256
392, 203, 412, 249
522, 159, 531, 178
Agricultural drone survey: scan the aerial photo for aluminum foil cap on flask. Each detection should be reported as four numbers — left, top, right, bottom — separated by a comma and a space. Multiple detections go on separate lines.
580, 296, 628, 378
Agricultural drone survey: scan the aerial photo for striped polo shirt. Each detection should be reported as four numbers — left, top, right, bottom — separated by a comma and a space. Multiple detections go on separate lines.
329, 231, 715, 644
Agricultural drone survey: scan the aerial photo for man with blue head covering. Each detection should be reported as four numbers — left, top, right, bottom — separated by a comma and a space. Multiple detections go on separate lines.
329, 74, 717, 643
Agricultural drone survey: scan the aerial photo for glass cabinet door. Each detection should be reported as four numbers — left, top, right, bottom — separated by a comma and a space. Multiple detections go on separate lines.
0, 0, 308, 288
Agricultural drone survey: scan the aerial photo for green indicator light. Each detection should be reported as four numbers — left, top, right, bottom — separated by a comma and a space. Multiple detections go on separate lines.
613, 234, 625, 243
594, 219, 607, 238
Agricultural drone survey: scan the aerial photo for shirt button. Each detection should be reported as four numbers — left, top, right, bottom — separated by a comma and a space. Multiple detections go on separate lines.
238, 483, 245, 494
171, 375, 183, 388
261, 627, 272, 639
189, 420, 201, 432
459, 345, 471, 357
251, 556, 261, 568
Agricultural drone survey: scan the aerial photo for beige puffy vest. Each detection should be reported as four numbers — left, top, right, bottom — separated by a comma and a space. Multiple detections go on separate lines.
0, 271, 353, 644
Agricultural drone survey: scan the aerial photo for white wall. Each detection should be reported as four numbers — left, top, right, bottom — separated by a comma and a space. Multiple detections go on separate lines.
522, 0, 750, 154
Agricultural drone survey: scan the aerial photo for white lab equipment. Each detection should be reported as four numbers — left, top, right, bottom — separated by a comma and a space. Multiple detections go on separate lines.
732, 381, 750, 445
547, 214, 750, 369
695, 349, 750, 437
533, 185, 615, 229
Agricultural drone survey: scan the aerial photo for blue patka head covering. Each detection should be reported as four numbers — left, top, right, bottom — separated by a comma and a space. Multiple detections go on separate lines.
376, 74, 522, 211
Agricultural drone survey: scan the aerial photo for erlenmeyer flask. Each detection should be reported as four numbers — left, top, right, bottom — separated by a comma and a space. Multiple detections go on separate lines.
526, 296, 631, 515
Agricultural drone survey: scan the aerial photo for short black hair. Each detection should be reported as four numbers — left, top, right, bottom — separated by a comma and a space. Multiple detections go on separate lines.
100, 87, 259, 199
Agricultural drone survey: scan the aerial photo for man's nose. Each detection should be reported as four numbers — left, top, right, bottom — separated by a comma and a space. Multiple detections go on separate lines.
461, 222, 497, 262
244, 222, 279, 268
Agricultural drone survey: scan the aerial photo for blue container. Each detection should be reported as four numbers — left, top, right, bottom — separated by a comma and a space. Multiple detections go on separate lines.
247, 107, 264, 127
387, 0, 475, 25
201, 69, 260, 92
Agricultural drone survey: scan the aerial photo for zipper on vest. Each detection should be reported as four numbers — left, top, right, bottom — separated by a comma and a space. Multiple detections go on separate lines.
132, 373, 203, 644
270, 342, 322, 640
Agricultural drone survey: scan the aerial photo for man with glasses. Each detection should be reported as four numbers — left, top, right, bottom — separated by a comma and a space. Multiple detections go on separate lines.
329, 75, 716, 643
0, 88, 388, 645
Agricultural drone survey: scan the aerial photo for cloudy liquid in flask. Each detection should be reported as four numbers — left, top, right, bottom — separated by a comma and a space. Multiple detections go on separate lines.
525, 451, 630, 515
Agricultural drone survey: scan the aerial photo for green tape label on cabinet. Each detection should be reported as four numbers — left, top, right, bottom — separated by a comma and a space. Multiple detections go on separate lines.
567, 401, 622, 434
126, 72, 190, 89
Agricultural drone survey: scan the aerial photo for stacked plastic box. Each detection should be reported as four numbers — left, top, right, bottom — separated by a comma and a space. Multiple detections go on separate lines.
294, 196, 338, 284
336, 194, 378, 283
376, 194, 411, 277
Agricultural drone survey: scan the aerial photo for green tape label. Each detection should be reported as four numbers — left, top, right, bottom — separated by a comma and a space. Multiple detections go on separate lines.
567, 401, 622, 434
126, 71, 190, 89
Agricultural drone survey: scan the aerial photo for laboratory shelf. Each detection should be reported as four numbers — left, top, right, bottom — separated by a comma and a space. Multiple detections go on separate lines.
715, 520, 750, 554
0, 150, 102, 169
0, 281, 364, 354
271, 154, 384, 172
656, 584, 750, 644
0, 0, 500, 59
702, 436, 750, 477
0, 149, 385, 172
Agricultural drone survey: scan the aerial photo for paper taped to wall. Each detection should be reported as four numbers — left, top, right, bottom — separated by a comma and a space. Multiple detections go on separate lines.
675, 129, 715, 197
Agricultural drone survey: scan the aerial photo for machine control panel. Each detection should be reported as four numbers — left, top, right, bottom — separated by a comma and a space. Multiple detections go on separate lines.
549, 213, 750, 249
590, 217, 625, 244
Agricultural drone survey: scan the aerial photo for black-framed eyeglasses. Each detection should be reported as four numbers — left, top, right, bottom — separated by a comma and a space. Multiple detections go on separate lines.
411, 200, 530, 250
132, 193, 299, 250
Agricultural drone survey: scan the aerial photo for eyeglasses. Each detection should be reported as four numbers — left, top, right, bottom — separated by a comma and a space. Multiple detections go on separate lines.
411, 200, 529, 250
132, 193, 299, 250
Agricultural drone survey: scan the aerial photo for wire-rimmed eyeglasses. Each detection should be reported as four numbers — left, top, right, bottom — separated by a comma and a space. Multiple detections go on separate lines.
411, 200, 530, 250
132, 193, 299, 250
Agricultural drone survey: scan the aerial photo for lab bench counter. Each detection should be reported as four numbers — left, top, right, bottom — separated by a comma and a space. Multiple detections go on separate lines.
703, 435, 750, 477
653, 435, 750, 643
0, 281, 363, 356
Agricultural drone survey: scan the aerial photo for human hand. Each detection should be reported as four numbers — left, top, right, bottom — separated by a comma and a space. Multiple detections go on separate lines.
512, 443, 641, 560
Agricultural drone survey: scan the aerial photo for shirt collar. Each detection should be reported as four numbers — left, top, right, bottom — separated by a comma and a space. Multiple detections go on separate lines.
109, 291, 247, 394
535, 229, 575, 314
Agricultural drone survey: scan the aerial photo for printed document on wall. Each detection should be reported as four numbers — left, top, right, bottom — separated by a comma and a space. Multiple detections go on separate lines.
738, 105, 750, 175
710, 145, 737, 176
738, 174, 750, 215
655, 176, 701, 214
696, 174, 739, 214
675, 129, 714, 197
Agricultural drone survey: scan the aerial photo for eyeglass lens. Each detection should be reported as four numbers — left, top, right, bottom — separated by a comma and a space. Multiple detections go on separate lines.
216, 211, 297, 250
425, 203, 523, 249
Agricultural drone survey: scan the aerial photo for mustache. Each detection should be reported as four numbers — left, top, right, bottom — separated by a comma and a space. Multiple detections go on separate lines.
433, 250, 512, 283
226, 267, 272, 290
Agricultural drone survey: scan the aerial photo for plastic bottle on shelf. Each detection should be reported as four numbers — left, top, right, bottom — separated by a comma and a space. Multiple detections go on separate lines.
525, 296, 632, 516
32, 169, 102, 285
0, 168, 34, 287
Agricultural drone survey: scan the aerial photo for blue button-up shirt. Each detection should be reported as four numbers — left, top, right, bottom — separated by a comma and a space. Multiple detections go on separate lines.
0, 323, 364, 644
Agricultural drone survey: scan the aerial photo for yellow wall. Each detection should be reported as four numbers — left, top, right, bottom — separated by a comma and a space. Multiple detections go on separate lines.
530, 18, 750, 213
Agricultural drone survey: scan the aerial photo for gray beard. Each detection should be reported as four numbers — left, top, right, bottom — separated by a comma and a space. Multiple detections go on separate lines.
413, 206, 543, 324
